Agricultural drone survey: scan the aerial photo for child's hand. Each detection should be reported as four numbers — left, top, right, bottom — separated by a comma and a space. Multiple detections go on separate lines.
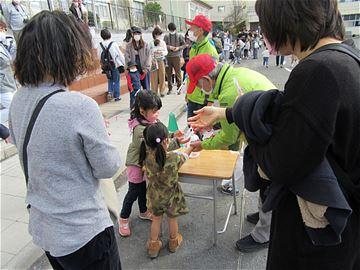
190, 141, 202, 152
184, 145, 195, 156
173, 130, 184, 138
178, 136, 190, 145
174, 130, 190, 144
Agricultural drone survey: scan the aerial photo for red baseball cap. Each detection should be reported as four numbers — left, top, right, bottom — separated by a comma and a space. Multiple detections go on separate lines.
185, 14, 212, 32
186, 54, 217, 94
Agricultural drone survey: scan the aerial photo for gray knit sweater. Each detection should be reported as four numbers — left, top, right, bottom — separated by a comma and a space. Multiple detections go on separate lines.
9, 83, 121, 256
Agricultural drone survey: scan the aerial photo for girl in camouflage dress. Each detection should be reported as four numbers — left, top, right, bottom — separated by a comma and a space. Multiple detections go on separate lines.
139, 122, 194, 258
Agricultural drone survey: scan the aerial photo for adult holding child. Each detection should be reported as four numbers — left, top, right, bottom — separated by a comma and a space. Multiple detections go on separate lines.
9, 11, 122, 269
189, 0, 360, 268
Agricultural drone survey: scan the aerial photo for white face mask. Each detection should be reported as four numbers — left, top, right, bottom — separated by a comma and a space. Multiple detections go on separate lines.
155, 35, 162, 40
169, 31, 176, 35
188, 31, 196, 42
200, 79, 213, 95
134, 35, 141, 42
129, 68, 137, 72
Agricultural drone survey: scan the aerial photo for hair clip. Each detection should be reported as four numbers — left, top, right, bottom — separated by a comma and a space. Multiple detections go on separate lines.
155, 138, 161, 143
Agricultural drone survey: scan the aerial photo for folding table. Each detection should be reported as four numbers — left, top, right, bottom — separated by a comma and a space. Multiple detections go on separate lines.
179, 150, 240, 245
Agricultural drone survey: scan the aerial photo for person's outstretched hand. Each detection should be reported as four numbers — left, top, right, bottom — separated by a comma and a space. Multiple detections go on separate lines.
188, 107, 226, 131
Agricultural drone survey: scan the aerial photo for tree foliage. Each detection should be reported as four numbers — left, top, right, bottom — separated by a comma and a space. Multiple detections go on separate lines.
225, 0, 246, 33
144, 2, 163, 24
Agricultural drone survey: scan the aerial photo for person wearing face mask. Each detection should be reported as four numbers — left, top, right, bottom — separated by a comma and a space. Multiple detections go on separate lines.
126, 61, 146, 109
149, 27, 168, 97
125, 26, 151, 90
187, 54, 276, 252
184, 14, 218, 119
0, 15, 17, 142
163, 23, 186, 95
2, 0, 29, 43
187, 1, 360, 268
69, 0, 84, 23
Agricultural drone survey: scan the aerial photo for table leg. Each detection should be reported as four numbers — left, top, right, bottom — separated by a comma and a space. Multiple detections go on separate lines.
232, 173, 237, 215
213, 179, 217, 246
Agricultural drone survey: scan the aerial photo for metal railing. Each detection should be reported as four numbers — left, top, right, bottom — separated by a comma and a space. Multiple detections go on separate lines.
94, 1, 189, 31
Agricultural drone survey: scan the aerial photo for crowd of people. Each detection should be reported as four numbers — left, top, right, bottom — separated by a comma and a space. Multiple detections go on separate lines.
0, 0, 359, 269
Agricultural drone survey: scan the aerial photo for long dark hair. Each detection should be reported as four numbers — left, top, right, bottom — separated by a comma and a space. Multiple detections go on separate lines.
124, 29, 132, 42
139, 122, 169, 170
130, 90, 162, 124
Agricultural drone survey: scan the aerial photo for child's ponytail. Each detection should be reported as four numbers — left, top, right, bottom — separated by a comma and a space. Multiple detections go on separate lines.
155, 143, 166, 169
141, 122, 169, 170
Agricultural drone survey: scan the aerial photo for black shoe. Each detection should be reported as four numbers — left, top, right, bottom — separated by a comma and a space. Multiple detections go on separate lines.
114, 97, 122, 102
160, 94, 165, 97
246, 212, 259, 225
220, 185, 239, 196
167, 90, 172, 95
236, 235, 269, 253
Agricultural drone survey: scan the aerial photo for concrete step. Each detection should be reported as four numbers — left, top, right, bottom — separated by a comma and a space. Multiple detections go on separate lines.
69, 70, 128, 105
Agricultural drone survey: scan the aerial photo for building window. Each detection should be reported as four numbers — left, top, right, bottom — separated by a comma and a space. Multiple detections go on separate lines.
342, 13, 360, 27
218, 6, 225, 12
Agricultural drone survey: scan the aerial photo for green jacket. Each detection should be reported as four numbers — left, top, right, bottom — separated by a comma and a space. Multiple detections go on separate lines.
187, 36, 219, 105
201, 64, 276, 150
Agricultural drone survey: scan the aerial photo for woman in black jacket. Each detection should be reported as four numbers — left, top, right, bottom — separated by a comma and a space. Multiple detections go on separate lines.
181, 30, 191, 81
188, 0, 360, 269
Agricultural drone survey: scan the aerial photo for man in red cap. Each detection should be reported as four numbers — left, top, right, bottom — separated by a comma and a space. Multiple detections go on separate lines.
186, 53, 277, 253
185, 14, 218, 119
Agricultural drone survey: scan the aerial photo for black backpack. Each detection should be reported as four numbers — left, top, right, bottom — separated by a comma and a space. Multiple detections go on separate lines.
100, 42, 115, 79
212, 37, 223, 54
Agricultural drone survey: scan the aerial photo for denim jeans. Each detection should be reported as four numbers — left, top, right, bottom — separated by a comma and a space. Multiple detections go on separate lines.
253, 48, 259, 59
129, 89, 139, 109
263, 57, 269, 66
108, 68, 120, 99
141, 72, 150, 91
276, 55, 285, 66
